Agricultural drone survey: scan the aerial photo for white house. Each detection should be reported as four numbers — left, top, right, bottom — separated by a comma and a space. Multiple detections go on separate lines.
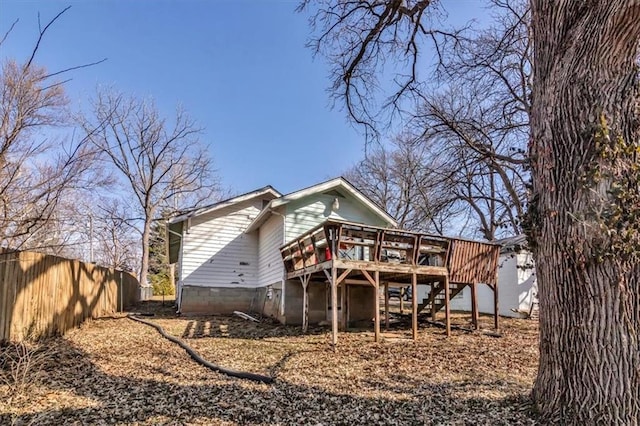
449, 234, 538, 318
167, 177, 397, 323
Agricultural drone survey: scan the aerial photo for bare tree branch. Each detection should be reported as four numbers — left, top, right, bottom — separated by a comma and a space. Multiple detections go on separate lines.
81, 88, 220, 288
0, 18, 19, 47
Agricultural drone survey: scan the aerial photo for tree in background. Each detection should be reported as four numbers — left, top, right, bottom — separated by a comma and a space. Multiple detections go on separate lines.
0, 7, 108, 254
89, 199, 140, 271
81, 89, 219, 290
415, 0, 530, 240
345, 135, 460, 234
343, 0, 530, 241
148, 221, 174, 296
304, 0, 640, 422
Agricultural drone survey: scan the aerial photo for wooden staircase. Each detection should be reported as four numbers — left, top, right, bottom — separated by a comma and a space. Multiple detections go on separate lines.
416, 282, 466, 315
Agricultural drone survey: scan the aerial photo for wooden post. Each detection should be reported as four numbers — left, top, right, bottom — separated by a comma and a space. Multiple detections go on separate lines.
384, 281, 390, 330
302, 276, 309, 333
493, 282, 500, 331
431, 281, 437, 321
340, 279, 347, 330
331, 230, 338, 348
444, 275, 451, 337
399, 290, 404, 314
470, 282, 479, 330
412, 273, 418, 341
374, 270, 380, 342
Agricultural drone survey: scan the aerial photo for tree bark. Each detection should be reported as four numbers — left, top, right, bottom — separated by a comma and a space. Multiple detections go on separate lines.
139, 218, 152, 292
529, 1, 640, 423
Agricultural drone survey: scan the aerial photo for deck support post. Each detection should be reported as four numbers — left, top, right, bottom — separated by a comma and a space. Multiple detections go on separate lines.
470, 282, 479, 330
340, 280, 347, 331
301, 275, 310, 333
331, 265, 338, 348
411, 272, 418, 341
331, 228, 339, 348
444, 275, 451, 337
384, 281, 389, 330
431, 281, 437, 321
374, 270, 380, 342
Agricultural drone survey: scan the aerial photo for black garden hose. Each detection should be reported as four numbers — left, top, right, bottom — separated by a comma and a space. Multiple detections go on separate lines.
127, 314, 274, 384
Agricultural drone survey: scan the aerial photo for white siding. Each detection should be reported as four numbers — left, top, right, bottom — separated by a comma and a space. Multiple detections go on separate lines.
285, 193, 390, 242
449, 251, 537, 317
258, 213, 284, 288
181, 200, 261, 288
515, 252, 537, 312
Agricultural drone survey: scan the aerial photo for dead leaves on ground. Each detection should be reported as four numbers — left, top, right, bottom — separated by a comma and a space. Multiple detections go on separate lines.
1, 307, 539, 425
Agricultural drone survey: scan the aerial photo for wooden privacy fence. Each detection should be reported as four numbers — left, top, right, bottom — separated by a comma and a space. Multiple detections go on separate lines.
0, 249, 139, 342
448, 239, 501, 286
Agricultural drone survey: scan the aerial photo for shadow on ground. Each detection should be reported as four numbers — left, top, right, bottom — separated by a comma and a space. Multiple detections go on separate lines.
1, 335, 538, 425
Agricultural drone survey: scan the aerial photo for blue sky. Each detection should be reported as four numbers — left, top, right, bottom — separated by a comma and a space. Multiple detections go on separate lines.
1, 0, 484, 196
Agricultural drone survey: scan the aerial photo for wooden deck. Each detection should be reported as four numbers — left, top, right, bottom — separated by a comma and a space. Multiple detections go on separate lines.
280, 220, 501, 345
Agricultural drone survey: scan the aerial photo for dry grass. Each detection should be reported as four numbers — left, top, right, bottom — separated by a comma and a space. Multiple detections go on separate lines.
0, 301, 539, 425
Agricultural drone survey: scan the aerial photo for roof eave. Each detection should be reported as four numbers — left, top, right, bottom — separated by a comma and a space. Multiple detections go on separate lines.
268, 177, 397, 228
168, 186, 281, 224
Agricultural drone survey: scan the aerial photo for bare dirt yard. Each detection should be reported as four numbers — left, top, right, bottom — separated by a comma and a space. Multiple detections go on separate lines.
1, 301, 539, 425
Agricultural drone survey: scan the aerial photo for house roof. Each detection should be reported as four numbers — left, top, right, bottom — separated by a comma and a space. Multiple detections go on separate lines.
495, 234, 529, 253
167, 186, 282, 224
245, 176, 398, 232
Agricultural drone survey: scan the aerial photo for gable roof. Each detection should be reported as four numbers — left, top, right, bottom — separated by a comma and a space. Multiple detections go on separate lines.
167, 185, 281, 224
245, 177, 397, 232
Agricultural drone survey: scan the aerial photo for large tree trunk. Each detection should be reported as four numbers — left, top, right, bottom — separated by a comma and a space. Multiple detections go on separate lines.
139, 218, 152, 293
529, 1, 640, 423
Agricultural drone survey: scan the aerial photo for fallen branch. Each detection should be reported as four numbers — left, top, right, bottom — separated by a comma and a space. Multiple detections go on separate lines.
233, 311, 259, 322
127, 315, 274, 384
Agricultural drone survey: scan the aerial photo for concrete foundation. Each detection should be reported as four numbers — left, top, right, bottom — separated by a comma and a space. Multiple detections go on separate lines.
180, 286, 256, 315
347, 285, 376, 326
254, 286, 283, 321
283, 280, 376, 326
180, 285, 285, 321
284, 280, 327, 325
179, 281, 375, 326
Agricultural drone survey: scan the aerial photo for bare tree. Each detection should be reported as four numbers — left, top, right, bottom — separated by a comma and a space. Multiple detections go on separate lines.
0, 7, 108, 253
301, 0, 464, 139
346, 135, 460, 234
343, 0, 530, 241
81, 89, 219, 289
45, 193, 140, 270
413, 0, 530, 240
416, 85, 528, 240
304, 0, 640, 422
91, 199, 140, 271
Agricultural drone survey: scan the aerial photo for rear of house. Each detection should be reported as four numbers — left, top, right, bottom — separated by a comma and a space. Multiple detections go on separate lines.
167, 177, 397, 324
167, 186, 281, 315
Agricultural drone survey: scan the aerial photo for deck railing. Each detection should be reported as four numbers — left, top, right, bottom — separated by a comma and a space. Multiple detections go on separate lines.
280, 220, 450, 273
